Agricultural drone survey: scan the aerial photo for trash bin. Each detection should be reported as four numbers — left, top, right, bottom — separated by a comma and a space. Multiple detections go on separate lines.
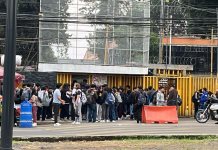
20, 99, 32, 128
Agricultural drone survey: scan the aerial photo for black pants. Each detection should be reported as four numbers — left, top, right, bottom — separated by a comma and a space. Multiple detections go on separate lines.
60, 104, 70, 119
37, 106, 42, 120
42, 106, 49, 121
135, 105, 142, 123
53, 103, 60, 124
194, 102, 199, 118
71, 103, 75, 121
14, 108, 17, 124
47, 103, 53, 119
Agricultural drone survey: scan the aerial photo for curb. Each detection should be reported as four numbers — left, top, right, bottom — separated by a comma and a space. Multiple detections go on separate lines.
12, 135, 218, 142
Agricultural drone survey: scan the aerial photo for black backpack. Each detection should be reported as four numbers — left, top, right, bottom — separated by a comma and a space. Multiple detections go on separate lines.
137, 92, 147, 105
192, 92, 198, 103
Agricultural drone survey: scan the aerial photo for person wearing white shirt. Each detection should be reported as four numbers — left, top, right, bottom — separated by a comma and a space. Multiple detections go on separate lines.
156, 86, 165, 106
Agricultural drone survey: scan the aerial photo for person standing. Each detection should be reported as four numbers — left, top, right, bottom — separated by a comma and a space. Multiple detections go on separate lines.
96, 86, 104, 122
101, 85, 109, 122
53, 83, 64, 126
73, 83, 83, 124
29, 89, 39, 127
135, 86, 146, 123
41, 86, 51, 121
167, 86, 178, 106
156, 86, 165, 106
60, 83, 71, 121
192, 90, 200, 118
86, 84, 98, 123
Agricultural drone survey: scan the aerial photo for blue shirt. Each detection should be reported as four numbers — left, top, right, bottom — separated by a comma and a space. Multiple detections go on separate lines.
53, 89, 61, 104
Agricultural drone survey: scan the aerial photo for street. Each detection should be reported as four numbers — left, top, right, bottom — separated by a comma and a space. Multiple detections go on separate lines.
3, 118, 218, 138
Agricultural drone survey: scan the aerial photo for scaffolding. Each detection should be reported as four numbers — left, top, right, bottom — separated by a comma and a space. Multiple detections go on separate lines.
39, 0, 150, 67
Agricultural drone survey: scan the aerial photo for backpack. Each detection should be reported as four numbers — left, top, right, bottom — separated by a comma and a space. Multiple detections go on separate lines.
137, 92, 147, 105
41, 92, 51, 107
151, 92, 158, 105
148, 91, 157, 104
192, 92, 198, 103
21, 89, 30, 100
177, 95, 182, 106
105, 93, 114, 105
81, 92, 87, 104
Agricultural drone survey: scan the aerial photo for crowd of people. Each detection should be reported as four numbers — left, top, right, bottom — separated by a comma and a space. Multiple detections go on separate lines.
13, 80, 181, 127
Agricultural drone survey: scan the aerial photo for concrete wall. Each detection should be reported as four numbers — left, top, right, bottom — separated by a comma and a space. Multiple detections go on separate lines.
18, 72, 57, 89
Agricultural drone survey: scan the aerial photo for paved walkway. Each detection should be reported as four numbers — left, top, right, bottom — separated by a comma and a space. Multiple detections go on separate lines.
2, 118, 218, 138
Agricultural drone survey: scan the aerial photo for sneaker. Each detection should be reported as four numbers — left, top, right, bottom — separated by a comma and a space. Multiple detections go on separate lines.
118, 118, 121, 120
14, 123, 18, 127
72, 121, 76, 124
75, 122, 81, 125
51, 118, 54, 121
112, 120, 116, 123
106, 120, 110, 123
54, 123, 61, 127
100, 120, 105, 123
32, 123, 37, 127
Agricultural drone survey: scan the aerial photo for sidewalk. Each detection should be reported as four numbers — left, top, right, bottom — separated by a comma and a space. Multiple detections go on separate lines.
2, 118, 217, 140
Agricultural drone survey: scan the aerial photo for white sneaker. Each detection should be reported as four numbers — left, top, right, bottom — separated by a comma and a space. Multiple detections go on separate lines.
106, 120, 110, 123
51, 118, 54, 121
32, 123, 37, 127
100, 120, 105, 123
75, 122, 81, 125
72, 121, 76, 124
112, 120, 116, 123
54, 123, 61, 127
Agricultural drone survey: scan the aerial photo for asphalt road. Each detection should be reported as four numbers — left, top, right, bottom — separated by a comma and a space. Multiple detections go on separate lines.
1, 118, 218, 138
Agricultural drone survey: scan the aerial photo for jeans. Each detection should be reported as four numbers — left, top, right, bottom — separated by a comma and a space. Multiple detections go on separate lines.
96, 103, 102, 121
75, 102, 82, 123
87, 103, 97, 122
101, 103, 107, 120
53, 103, 60, 124
109, 103, 116, 121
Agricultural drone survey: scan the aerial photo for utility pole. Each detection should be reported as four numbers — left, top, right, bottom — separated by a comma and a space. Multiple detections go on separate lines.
159, 0, 164, 64
211, 27, 214, 77
169, 15, 172, 65
0, 0, 17, 149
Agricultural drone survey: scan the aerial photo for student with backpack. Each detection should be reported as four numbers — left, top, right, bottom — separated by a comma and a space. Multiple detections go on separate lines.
86, 84, 98, 123
135, 86, 147, 123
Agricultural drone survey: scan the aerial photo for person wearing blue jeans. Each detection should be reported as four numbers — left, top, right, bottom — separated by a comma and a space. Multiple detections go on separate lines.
109, 103, 116, 122
87, 103, 97, 122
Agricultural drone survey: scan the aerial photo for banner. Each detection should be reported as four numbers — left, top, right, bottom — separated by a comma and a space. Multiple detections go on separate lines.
92, 74, 107, 86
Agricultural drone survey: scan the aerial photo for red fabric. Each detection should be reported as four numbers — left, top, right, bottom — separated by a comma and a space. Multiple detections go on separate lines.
141, 106, 178, 124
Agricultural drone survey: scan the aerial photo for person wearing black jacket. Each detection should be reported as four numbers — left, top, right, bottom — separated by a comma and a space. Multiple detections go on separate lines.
96, 86, 104, 122
86, 84, 98, 123
60, 83, 71, 120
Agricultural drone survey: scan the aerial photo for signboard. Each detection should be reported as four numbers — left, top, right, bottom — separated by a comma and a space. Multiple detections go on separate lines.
158, 78, 168, 87
92, 74, 107, 86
